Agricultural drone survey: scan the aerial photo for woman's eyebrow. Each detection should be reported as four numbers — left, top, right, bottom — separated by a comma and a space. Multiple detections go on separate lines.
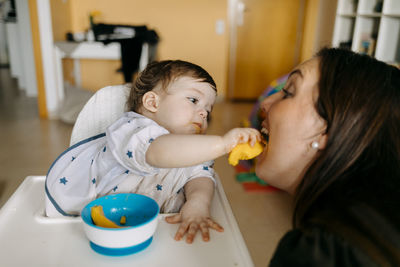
288, 69, 303, 80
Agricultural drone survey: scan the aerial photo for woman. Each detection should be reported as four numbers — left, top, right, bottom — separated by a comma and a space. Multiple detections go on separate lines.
256, 47, 400, 266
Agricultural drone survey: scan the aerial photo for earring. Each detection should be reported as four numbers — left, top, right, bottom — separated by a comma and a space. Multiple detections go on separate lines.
311, 141, 319, 149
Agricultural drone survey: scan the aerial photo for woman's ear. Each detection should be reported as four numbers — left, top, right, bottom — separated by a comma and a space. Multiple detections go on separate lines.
318, 133, 328, 150
142, 91, 159, 113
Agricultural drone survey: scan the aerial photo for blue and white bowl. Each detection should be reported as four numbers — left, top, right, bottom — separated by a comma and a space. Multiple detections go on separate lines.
81, 193, 159, 256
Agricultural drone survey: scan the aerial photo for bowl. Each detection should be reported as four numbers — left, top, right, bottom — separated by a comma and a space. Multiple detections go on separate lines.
81, 193, 159, 256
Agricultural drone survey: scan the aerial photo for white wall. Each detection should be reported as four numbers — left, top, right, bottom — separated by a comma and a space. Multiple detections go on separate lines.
0, 21, 8, 65
15, 0, 38, 97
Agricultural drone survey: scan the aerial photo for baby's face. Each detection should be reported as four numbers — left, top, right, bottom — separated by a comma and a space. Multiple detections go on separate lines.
154, 76, 217, 134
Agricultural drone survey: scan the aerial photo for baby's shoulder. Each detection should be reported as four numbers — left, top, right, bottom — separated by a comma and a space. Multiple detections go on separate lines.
109, 112, 162, 132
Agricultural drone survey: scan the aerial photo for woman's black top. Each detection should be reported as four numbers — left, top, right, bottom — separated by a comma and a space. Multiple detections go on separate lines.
269, 201, 400, 266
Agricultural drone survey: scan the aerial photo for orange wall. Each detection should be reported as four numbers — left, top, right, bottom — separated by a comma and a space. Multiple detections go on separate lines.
50, 0, 73, 41
50, 0, 229, 96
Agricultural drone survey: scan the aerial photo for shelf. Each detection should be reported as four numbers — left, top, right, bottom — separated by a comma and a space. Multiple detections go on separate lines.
337, 13, 357, 17
375, 16, 400, 62
383, 13, 400, 18
336, 0, 358, 14
332, 16, 356, 47
333, 0, 400, 63
54, 41, 121, 60
357, 12, 382, 17
383, 0, 400, 14
357, 0, 383, 14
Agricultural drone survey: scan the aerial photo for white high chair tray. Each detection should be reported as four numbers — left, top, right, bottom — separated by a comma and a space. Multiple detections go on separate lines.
0, 176, 253, 266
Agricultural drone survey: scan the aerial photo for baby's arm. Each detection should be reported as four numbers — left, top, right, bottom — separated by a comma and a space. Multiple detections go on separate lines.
146, 128, 260, 168
164, 177, 223, 243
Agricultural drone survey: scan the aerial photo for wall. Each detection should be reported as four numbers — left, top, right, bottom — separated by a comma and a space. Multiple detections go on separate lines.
50, 0, 72, 41
300, 0, 320, 62
50, 0, 229, 96
300, 0, 337, 62
313, 0, 337, 52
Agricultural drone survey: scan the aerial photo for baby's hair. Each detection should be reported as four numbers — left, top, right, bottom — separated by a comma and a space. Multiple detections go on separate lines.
127, 60, 217, 112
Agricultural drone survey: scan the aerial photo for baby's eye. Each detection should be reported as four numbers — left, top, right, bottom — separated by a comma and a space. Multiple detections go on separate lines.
187, 97, 198, 104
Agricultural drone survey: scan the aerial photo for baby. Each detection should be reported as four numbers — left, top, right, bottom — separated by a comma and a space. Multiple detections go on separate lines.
45, 60, 260, 243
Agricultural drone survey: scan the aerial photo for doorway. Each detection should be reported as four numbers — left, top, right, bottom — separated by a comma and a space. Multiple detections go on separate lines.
228, 0, 306, 100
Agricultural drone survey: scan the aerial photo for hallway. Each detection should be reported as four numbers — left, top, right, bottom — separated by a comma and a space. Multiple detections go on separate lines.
0, 67, 72, 207
0, 67, 292, 266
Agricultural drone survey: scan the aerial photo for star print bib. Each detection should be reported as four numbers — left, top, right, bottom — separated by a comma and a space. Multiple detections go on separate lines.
45, 112, 215, 217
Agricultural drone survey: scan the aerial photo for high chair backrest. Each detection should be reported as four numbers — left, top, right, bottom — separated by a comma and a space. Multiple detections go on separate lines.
70, 85, 131, 146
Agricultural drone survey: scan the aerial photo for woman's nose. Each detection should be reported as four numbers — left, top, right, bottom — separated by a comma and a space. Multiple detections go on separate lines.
260, 91, 280, 112
260, 96, 273, 113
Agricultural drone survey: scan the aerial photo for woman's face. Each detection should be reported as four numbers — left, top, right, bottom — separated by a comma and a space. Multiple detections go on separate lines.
255, 58, 327, 194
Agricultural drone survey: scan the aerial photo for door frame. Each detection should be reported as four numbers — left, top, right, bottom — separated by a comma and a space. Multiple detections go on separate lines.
36, 0, 62, 118
227, 0, 239, 99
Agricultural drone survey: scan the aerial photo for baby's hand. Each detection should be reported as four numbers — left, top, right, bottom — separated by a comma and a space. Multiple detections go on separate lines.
223, 128, 261, 153
165, 200, 224, 244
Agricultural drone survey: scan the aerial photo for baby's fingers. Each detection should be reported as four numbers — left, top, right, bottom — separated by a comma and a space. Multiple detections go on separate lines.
199, 222, 210, 242
238, 128, 261, 146
165, 213, 181, 224
186, 223, 199, 244
247, 129, 262, 146
174, 221, 189, 241
165, 214, 189, 241
207, 218, 224, 232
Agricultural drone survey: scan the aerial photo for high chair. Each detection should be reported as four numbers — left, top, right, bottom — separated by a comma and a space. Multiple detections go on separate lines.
70, 84, 131, 146
0, 85, 254, 265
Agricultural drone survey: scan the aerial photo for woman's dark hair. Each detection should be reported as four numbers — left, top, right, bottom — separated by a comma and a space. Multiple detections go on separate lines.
293, 48, 400, 227
127, 60, 217, 112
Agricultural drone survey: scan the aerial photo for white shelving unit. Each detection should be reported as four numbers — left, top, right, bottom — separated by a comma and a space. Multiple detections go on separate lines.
332, 0, 400, 65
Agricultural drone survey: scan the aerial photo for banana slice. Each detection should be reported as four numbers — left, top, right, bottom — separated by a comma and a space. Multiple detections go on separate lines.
120, 215, 127, 225
228, 141, 264, 166
91, 205, 124, 228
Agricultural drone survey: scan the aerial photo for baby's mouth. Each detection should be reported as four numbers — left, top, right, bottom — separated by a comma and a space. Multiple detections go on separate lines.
192, 123, 202, 133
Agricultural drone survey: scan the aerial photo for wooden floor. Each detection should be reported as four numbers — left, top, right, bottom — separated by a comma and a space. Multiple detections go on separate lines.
0, 67, 293, 267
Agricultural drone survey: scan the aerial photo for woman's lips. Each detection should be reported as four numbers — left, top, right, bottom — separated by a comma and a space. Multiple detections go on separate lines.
260, 120, 270, 143
261, 127, 269, 135
261, 120, 269, 134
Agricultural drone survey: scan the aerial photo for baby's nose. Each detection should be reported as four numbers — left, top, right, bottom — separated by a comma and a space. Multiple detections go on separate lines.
199, 109, 207, 119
